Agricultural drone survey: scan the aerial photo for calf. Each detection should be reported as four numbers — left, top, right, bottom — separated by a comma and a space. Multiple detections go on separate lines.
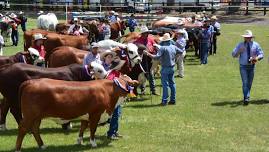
15, 77, 139, 151
0, 62, 106, 130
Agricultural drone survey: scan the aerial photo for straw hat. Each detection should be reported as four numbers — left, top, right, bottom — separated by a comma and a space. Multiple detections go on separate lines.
73, 17, 78, 22
159, 33, 173, 42
37, 11, 44, 15
33, 33, 47, 41
9, 13, 17, 18
100, 50, 116, 60
140, 26, 151, 34
241, 30, 254, 38
19, 11, 24, 15
211, 15, 218, 20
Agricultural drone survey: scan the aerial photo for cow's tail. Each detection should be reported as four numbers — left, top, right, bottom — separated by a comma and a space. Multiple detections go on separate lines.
18, 80, 32, 112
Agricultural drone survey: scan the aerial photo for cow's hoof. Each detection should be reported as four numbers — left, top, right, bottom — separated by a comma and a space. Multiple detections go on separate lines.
76, 137, 83, 145
40, 145, 47, 150
90, 139, 97, 148
0, 124, 7, 131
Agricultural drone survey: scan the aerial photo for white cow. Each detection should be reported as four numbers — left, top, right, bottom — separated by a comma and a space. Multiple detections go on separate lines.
37, 13, 58, 31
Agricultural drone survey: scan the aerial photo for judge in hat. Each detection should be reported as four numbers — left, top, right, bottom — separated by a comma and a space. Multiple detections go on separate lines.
232, 30, 264, 105
145, 33, 183, 106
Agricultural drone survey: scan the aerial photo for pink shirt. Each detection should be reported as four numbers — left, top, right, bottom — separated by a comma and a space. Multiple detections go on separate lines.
134, 36, 156, 54
106, 70, 121, 80
33, 45, 46, 58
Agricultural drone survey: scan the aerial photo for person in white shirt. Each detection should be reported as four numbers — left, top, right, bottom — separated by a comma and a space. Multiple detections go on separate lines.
0, 33, 4, 56
67, 17, 84, 36
210, 15, 221, 55
175, 29, 187, 78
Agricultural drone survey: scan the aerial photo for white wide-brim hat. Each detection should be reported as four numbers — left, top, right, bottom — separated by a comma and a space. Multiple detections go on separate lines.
9, 13, 17, 18
211, 15, 218, 20
19, 11, 24, 15
100, 50, 116, 60
140, 26, 151, 34
28, 47, 40, 57
33, 33, 47, 41
37, 11, 44, 15
159, 33, 173, 42
73, 17, 78, 21
241, 30, 254, 38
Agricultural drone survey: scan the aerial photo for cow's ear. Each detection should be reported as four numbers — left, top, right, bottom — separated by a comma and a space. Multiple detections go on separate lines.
127, 80, 139, 87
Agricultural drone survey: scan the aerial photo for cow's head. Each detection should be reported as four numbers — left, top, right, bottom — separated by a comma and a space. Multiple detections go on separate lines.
89, 62, 107, 79
126, 43, 141, 67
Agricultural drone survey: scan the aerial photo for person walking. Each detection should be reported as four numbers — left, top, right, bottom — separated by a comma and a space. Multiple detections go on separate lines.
145, 33, 183, 106
199, 19, 212, 65
9, 13, 21, 46
232, 30, 264, 105
17, 11, 27, 32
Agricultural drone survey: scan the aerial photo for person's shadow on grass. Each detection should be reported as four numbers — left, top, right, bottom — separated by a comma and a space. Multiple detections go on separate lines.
211, 99, 269, 108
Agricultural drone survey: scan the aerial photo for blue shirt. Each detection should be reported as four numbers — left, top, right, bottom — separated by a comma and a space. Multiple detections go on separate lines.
83, 52, 101, 66
232, 41, 264, 65
109, 15, 117, 23
200, 27, 212, 43
153, 42, 183, 67
175, 37, 186, 52
128, 18, 137, 28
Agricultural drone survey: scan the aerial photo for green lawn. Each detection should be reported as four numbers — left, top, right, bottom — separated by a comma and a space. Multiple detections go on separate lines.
1, 18, 269, 152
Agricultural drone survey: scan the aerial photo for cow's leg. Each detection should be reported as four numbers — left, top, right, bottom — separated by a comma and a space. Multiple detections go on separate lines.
15, 118, 34, 152
10, 104, 22, 125
32, 119, 45, 149
0, 98, 10, 130
89, 113, 101, 148
77, 120, 88, 145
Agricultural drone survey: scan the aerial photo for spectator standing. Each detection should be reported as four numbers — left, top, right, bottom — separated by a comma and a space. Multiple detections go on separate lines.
232, 30, 263, 105
9, 13, 21, 46
175, 29, 187, 78
83, 42, 102, 66
67, 18, 84, 36
103, 19, 111, 40
145, 33, 183, 106
199, 19, 212, 65
128, 14, 137, 32
17, 11, 27, 32
210, 15, 221, 55
134, 26, 158, 95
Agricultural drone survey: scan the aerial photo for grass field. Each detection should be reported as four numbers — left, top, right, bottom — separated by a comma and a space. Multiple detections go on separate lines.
1, 18, 269, 152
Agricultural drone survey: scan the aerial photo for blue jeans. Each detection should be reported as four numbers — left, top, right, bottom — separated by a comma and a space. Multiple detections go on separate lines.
140, 71, 156, 93
21, 23, 26, 32
107, 105, 121, 137
161, 67, 176, 104
11, 30, 19, 46
129, 27, 135, 32
200, 42, 209, 64
240, 64, 255, 100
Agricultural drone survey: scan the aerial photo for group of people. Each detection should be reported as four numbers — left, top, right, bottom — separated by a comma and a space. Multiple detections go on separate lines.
0, 11, 27, 49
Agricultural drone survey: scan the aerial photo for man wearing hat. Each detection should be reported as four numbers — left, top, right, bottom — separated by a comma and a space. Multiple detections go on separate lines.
232, 30, 263, 105
175, 29, 187, 78
199, 19, 212, 65
32, 33, 47, 59
145, 33, 183, 106
108, 11, 117, 23
134, 26, 158, 95
9, 13, 21, 46
100, 49, 116, 71
210, 15, 221, 55
127, 14, 137, 32
17, 11, 27, 32
83, 42, 102, 66
67, 17, 84, 36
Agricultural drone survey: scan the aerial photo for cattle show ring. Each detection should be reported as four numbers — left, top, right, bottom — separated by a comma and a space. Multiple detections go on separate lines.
1, 2, 269, 152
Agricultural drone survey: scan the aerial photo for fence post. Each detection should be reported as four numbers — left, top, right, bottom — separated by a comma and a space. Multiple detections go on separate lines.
179, 1, 182, 14
211, 1, 214, 14
245, 0, 249, 15
264, 7, 266, 15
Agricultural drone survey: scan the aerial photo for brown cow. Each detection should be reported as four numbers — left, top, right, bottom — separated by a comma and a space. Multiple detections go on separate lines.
48, 46, 88, 67
118, 32, 161, 44
15, 76, 139, 151
55, 23, 71, 34
110, 21, 126, 40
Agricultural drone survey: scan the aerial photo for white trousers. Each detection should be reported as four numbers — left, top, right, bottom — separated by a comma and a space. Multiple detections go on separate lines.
176, 51, 186, 77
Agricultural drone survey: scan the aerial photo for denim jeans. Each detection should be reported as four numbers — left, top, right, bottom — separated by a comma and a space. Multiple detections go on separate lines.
140, 71, 156, 93
240, 64, 255, 100
200, 42, 209, 64
107, 105, 121, 137
161, 67, 176, 104
11, 30, 19, 46
129, 27, 135, 32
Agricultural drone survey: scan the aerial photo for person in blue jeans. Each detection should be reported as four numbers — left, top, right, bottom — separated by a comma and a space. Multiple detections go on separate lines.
145, 33, 183, 106
232, 30, 263, 105
199, 20, 212, 65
